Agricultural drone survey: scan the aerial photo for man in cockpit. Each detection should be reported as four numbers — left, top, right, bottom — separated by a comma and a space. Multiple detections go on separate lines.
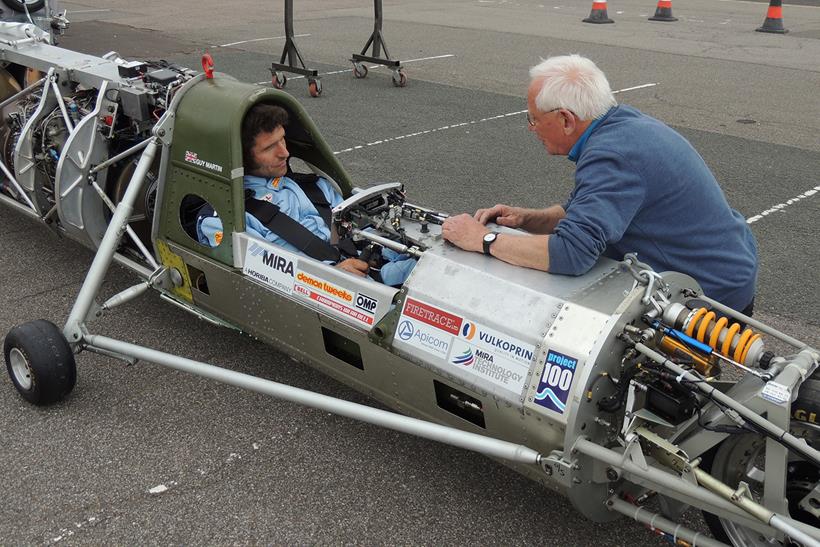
196, 103, 415, 286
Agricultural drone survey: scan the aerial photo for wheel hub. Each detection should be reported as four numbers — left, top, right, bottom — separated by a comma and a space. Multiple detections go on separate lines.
9, 347, 33, 390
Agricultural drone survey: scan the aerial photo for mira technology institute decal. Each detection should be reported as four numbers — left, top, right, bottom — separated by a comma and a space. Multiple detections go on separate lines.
534, 349, 578, 414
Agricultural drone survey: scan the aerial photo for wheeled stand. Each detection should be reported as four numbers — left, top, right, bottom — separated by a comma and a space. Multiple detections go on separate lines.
270, 0, 322, 97
350, 0, 406, 87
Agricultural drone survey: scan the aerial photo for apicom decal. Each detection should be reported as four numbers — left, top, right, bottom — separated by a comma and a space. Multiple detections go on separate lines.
243, 241, 295, 295
394, 298, 462, 359
534, 349, 578, 414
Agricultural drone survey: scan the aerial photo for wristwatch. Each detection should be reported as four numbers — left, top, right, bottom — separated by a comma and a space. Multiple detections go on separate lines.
482, 232, 498, 256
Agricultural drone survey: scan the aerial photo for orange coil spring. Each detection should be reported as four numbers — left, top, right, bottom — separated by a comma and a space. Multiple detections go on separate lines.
684, 307, 761, 363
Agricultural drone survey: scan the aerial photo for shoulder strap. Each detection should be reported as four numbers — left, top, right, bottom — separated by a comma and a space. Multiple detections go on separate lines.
287, 170, 333, 228
245, 194, 340, 263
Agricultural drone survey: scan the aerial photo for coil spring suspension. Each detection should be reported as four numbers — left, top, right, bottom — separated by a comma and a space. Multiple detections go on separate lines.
683, 307, 762, 365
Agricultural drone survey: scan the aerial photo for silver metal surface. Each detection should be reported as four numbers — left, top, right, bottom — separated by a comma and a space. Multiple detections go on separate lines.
607, 496, 728, 547
84, 334, 543, 465
8, 347, 32, 390
63, 140, 158, 342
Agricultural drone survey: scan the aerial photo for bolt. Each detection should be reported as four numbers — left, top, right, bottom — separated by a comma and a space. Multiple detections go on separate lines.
157, 129, 166, 137
606, 468, 619, 481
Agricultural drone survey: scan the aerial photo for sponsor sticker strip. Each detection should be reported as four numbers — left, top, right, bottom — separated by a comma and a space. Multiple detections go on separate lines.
394, 298, 536, 398
294, 270, 378, 327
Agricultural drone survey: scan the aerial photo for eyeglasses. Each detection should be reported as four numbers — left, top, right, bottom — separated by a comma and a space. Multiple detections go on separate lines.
526, 107, 568, 127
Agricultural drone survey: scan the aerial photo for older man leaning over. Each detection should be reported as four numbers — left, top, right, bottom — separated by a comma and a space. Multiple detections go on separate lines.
442, 54, 758, 314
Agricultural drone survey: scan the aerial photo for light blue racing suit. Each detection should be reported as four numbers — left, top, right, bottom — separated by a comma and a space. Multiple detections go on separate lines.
197, 175, 416, 286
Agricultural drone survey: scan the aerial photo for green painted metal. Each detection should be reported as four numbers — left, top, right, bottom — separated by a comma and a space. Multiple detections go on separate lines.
157, 75, 354, 266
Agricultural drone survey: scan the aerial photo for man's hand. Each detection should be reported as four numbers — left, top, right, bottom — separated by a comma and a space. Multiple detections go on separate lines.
442, 213, 489, 253
474, 204, 526, 228
335, 258, 369, 277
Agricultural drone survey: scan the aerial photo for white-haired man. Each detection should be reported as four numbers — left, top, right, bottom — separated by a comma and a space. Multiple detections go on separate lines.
442, 54, 758, 313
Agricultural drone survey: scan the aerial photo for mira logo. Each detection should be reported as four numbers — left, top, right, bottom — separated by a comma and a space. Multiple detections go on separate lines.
451, 348, 475, 366
249, 242, 294, 276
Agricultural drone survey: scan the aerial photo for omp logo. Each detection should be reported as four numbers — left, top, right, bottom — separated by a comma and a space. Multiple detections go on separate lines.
451, 348, 474, 366
461, 321, 476, 340
355, 293, 378, 313
184, 150, 223, 173
397, 320, 414, 341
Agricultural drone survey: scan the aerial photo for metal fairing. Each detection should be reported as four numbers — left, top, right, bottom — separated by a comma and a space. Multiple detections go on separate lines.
54, 82, 114, 248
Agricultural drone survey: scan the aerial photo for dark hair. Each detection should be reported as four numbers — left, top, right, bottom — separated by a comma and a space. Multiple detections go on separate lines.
241, 103, 289, 170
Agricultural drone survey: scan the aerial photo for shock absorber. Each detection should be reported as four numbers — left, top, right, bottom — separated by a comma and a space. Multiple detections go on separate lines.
665, 306, 766, 368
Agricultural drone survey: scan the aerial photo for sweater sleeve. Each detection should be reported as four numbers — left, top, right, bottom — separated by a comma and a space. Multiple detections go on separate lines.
548, 149, 647, 275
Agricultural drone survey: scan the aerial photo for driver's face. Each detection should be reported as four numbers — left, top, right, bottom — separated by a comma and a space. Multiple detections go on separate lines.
249, 126, 289, 178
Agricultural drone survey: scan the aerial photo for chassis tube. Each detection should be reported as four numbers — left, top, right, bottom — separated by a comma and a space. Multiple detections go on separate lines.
63, 141, 158, 340
698, 295, 808, 350
573, 438, 820, 541
83, 334, 542, 465
607, 496, 728, 547
634, 343, 820, 466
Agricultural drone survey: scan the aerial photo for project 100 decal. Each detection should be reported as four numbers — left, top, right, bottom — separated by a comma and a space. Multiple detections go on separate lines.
534, 350, 577, 414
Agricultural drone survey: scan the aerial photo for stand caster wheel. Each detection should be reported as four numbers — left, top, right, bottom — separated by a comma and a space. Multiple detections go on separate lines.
392, 69, 407, 88
4, 319, 76, 405
272, 72, 287, 90
308, 78, 322, 97
353, 62, 368, 79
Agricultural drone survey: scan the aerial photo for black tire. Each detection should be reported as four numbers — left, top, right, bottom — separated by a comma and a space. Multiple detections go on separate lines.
701, 390, 820, 546
2, 0, 46, 13
4, 320, 76, 405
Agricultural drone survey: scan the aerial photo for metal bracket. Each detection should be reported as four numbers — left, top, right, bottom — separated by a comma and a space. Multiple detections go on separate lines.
799, 483, 820, 519
540, 450, 577, 488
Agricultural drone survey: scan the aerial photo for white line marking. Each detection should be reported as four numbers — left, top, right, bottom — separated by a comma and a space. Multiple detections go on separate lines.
746, 186, 820, 224
217, 34, 309, 48
613, 83, 658, 94
69, 9, 111, 13
332, 83, 658, 155
257, 54, 455, 84
719, 0, 820, 8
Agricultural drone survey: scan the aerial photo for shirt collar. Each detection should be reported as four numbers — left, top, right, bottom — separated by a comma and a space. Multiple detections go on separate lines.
567, 106, 616, 163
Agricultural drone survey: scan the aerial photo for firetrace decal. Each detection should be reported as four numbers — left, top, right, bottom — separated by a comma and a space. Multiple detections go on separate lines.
293, 270, 376, 326
534, 349, 578, 414
394, 298, 462, 358
243, 241, 295, 295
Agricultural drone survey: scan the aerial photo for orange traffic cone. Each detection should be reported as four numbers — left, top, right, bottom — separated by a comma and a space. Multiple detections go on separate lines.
756, 0, 787, 33
648, 0, 677, 22
583, 1, 614, 24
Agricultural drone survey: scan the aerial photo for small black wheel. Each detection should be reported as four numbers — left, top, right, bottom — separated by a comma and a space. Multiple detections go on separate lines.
4, 319, 76, 405
2, 0, 46, 13
272, 72, 287, 90
308, 78, 322, 98
392, 69, 407, 88
353, 63, 368, 79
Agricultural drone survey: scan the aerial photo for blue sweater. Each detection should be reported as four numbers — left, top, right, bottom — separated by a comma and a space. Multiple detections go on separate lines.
548, 105, 758, 311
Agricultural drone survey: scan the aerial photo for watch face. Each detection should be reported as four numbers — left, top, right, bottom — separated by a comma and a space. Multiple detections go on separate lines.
483, 232, 496, 243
